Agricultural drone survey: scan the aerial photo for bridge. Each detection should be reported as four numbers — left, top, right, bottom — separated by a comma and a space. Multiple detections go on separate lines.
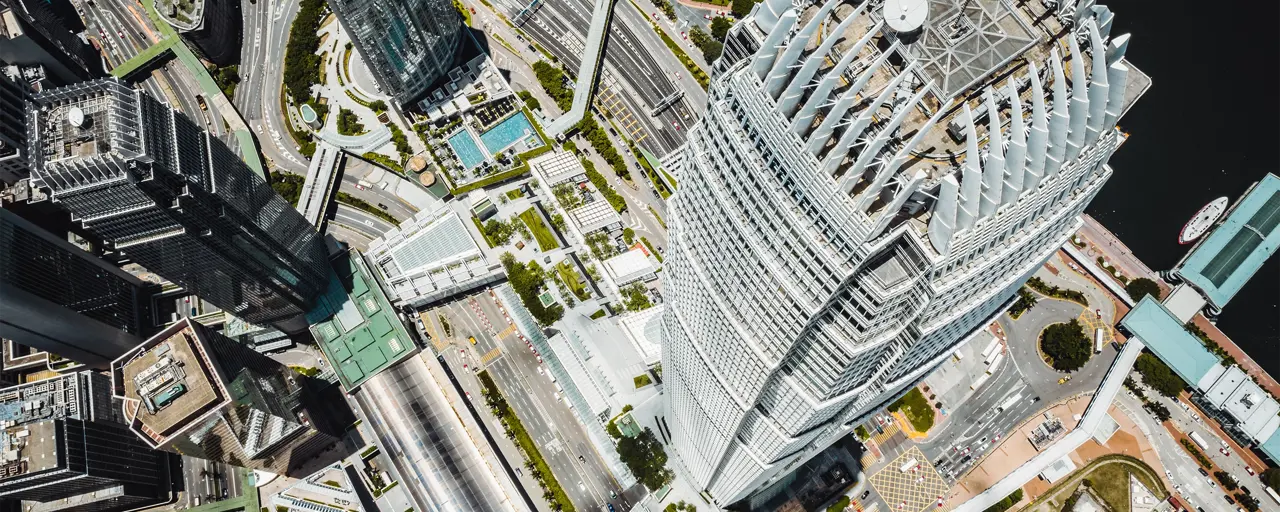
649, 90, 684, 116
297, 141, 345, 229
545, 0, 617, 135
108, 0, 265, 179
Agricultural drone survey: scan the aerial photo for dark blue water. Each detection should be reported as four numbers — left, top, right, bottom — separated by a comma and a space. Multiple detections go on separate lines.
1088, 2, 1280, 377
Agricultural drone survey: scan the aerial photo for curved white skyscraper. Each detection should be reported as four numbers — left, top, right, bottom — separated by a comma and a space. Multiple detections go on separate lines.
659, 0, 1147, 505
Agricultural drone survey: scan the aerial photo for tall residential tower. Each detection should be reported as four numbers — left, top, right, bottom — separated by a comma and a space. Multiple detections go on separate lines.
110, 318, 348, 474
659, 0, 1148, 504
325, 0, 461, 105
27, 79, 331, 333
0, 208, 159, 367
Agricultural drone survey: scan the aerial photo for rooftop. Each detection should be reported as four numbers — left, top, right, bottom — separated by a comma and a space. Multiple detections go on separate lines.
154, 0, 203, 31
0, 420, 57, 480
113, 321, 225, 446
1175, 173, 1280, 309
307, 251, 418, 390
1119, 297, 1221, 389
603, 247, 658, 285
366, 207, 499, 306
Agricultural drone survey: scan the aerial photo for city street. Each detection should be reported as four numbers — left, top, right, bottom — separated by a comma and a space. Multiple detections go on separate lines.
500, 0, 704, 156
423, 291, 633, 512
179, 457, 244, 508
1000, 298, 1120, 402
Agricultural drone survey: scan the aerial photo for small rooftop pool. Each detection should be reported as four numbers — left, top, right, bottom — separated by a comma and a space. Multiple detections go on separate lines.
448, 130, 486, 170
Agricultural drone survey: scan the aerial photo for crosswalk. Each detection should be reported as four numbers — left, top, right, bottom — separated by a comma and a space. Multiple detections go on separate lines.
481, 347, 503, 364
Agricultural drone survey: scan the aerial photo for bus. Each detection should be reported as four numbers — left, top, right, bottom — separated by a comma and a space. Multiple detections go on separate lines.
900, 458, 919, 473
1094, 328, 1106, 354
987, 353, 1004, 375
980, 336, 1000, 361
971, 373, 991, 390
1189, 431, 1210, 450
996, 394, 1023, 413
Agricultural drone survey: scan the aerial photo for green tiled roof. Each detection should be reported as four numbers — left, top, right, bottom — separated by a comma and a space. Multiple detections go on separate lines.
1177, 173, 1280, 308
1120, 296, 1222, 386
308, 251, 419, 390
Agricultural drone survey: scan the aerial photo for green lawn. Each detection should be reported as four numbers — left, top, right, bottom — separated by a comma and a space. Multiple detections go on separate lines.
1081, 459, 1164, 512
557, 261, 591, 300
889, 387, 935, 433
519, 207, 560, 251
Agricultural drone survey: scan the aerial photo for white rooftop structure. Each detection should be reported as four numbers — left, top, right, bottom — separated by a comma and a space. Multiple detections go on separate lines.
616, 305, 665, 366
529, 151, 586, 186
570, 200, 622, 234
602, 248, 657, 286
1161, 284, 1206, 323
1038, 455, 1076, 483
1202, 365, 1280, 443
367, 207, 503, 307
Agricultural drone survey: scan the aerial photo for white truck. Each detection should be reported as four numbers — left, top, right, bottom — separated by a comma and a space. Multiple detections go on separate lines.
996, 394, 1023, 413
980, 336, 1001, 362
987, 353, 1005, 375
1094, 327, 1106, 354
1189, 431, 1210, 450
900, 458, 919, 473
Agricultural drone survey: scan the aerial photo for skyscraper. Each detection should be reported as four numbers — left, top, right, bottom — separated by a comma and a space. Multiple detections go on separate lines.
28, 79, 331, 333
0, 0, 103, 85
326, 0, 461, 105
0, 371, 170, 512
0, 63, 30, 183
110, 318, 348, 474
0, 208, 159, 368
659, 0, 1148, 504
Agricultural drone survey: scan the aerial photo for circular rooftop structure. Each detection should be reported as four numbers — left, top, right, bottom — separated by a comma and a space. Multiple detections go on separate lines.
884, 0, 928, 33
407, 155, 428, 173
418, 170, 437, 187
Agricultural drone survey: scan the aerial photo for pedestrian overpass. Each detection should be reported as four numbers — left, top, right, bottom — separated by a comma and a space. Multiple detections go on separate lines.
296, 141, 345, 229
545, 0, 617, 135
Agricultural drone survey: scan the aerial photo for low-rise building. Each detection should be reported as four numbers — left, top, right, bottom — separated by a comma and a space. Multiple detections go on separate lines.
602, 248, 657, 286
366, 206, 503, 309
569, 199, 622, 234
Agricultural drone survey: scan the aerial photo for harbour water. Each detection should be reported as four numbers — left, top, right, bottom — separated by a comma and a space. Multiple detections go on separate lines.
1088, 1, 1279, 376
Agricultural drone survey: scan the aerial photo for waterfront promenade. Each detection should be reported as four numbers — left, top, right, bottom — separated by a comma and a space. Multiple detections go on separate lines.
1072, 214, 1280, 398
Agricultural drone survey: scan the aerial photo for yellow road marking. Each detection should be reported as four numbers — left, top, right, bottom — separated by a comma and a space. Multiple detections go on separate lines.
481, 347, 502, 364
869, 446, 952, 512
497, 324, 516, 339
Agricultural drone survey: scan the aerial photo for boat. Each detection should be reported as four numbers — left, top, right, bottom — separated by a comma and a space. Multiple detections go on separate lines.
1178, 196, 1229, 244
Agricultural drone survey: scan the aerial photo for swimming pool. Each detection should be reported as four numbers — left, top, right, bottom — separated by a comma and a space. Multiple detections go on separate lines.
480, 111, 538, 154
448, 130, 486, 170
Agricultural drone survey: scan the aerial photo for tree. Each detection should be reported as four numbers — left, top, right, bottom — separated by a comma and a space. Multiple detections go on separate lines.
500, 253, 564, 325
710, 16, 733, 39
1215, 470, 1238, 491
1040, 319, 1091, 372
688, 26, 723, 63
282, 0, 326, 102
1238, 493, 1260, 512
615, 428, 673, 490
730, 0, 754, 17
1135, 352, 1187, 397
518, 90, 541, 111
1144, 401, 1171, 421
1265, 468, 1280, 490
562, 139, 577, 153
982, 489, 1023, 512
532, 61, 573, 111
826, 496, 851, 512
484, 218, 515, 245
622, 227, 636, 245
1126, 277, 1161, 302
367, 99, 388, 112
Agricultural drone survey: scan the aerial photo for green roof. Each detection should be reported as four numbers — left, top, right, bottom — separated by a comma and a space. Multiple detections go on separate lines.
1177, 173, 1280, 308
308, 251, 418, 390
1120, 296, 1222, 386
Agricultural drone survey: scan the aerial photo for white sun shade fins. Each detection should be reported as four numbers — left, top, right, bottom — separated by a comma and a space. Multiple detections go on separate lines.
777, 2, 868, 116
804, 48, 898, 155
956, 104, 983, 232
753, 0, 794, 34
867, 170, 926, 237
848, 84, 937, 203
1002, 82, 1027, 205
818, 62, 915, 175
752, 9, 798, 80
1065, 35, 1089, 162
1025, 62, 1049, 191
1084, 22, 1110, 145
790, 23, 886, 134
928, 174, 960, 254
979, 91, 1005, 217
1045, 49, 1070, 178
859, 99, 951, 212
764, 0, 840, 98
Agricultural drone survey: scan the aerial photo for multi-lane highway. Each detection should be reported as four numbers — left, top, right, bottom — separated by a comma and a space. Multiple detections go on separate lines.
79, 0, 221, 137
509, 0, 704, 156
425, 291, 634, 512
178, 456, 244, 508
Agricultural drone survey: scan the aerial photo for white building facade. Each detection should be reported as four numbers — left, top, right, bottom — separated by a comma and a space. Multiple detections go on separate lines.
659, 0, 1148, 504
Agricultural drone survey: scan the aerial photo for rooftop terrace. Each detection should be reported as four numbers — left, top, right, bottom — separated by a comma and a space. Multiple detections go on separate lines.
307, 251, 418, 390
113, 321, 225, 446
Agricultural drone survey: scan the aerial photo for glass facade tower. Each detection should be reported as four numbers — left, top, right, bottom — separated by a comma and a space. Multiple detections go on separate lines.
325, 0, 461, 105
27, 79, 331, 334
659, 0, 1148, 504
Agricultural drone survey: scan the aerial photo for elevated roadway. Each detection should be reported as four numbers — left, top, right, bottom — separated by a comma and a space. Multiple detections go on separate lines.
297, 141, 344, 229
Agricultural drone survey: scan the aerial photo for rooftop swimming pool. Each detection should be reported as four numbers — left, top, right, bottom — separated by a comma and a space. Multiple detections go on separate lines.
448, 130, 486, 170
480, 111, 539, 154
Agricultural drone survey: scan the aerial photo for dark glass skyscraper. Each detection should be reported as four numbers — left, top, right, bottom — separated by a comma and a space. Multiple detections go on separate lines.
0, 208, 158, 367
0, 371, 170, 512
28, 79, 331, 333
326, 0, 461, 105
0, 64, 29, 184
0, 0, 103, 85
